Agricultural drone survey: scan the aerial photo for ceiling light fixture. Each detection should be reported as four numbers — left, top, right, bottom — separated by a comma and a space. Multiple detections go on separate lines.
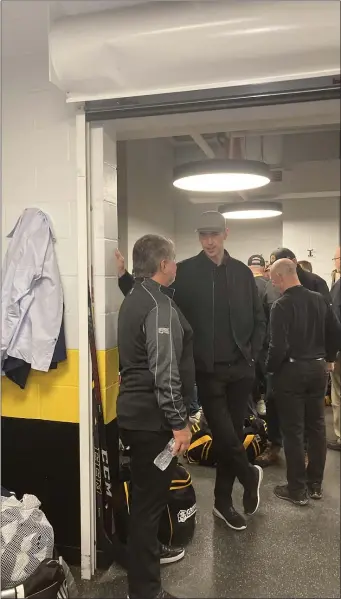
220, 201, 282, 220
173, 159, 271, 193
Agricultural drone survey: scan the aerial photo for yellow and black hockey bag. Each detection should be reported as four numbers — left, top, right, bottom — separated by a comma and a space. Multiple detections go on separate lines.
184, 415, 268, 467
117, 462, 196, 548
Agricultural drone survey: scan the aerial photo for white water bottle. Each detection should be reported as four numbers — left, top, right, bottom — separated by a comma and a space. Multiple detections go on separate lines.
154, 438, 175, 471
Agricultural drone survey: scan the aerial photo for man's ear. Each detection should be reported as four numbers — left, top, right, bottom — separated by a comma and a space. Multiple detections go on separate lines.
223, 228, 229, 240
293, 258, 298, 265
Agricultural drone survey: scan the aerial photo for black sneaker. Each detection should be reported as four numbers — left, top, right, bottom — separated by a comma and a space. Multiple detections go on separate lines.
160, 544, 185, 565
213, 505, 247, 530
308, 483, 323, 500
243, 465, 263, 515
274, 484, 308, 506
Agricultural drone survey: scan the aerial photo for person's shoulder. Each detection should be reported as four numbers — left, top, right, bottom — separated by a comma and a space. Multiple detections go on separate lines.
176, 253, 204, 275
228, 256, 252, 276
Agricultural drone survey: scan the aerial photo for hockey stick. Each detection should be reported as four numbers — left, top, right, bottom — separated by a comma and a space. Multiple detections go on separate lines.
88, 282, 114, 558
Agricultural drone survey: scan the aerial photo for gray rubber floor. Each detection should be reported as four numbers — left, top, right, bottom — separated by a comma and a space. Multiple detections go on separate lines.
76, 408, 340, 598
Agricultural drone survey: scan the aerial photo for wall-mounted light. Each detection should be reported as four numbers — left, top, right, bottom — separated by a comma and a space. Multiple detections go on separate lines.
173, 159, 271, 193
220, 201, 282, 219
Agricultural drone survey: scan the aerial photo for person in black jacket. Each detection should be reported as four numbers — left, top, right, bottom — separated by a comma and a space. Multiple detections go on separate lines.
256, 247, 332, 468
266, 259, 341, 505
328, 246, 341, 451
116, 211, 265, 532
118, 234, 193, 599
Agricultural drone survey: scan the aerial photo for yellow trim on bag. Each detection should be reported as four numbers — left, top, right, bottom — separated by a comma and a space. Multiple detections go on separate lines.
169, 480, 192, 491
167, 505, 173, 546
124, 481, 130, 515
243, 434, 254, 450
188, 435, 212, 452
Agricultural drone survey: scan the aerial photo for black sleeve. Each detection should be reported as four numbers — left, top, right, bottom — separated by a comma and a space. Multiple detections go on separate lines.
118, 271, 134, 297
144, 300, 188, 431
266, 301, 289, 373
315, 275, 332, 304
250, 275, 266, 360
324, 300, 341, 362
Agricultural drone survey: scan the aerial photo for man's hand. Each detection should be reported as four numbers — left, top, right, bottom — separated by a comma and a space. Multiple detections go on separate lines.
326, 362, 335, 373
115, 249, 126, 278
172, 425, 192, 456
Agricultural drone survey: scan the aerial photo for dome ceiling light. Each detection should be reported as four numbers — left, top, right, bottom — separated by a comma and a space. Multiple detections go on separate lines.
173, 159, 271, 193
220, 201, 282, 220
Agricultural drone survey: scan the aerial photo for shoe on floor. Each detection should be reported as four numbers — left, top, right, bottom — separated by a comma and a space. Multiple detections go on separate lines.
256, 399, 266, 417
308, 483, 323, 500
274, 484, 308, 506
213, 505, 247, 530
160, 544, 185, 565
255, 444, 281, 468
327, 439, 341, 451
243, 465, 263, 515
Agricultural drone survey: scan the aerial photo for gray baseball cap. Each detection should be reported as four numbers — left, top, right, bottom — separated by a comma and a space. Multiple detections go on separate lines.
195, 211, 226, 233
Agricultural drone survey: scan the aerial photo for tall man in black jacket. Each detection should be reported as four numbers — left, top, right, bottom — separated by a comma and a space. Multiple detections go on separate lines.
117, 211, 265, 531
267, 259, 341, 505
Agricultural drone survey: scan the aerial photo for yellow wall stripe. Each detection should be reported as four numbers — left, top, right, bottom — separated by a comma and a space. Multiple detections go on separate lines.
1, 348, 119, 425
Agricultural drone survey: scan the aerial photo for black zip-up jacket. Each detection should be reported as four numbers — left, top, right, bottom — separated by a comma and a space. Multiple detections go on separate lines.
267, 286, 341, 373
117, 278, 194, 431
119, 251, 266, 373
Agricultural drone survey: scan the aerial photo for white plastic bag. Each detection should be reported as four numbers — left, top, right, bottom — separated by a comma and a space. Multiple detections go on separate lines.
1, 494, 54, 589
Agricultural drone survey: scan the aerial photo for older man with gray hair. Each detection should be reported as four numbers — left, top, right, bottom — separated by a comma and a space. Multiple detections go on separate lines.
267, 259, 341, 506
118, 234, 194, 599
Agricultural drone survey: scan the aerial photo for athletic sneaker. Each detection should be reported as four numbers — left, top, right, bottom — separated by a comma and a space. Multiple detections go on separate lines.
213, 505, 247, 530
256, 399, 266, 417
274, 484, 308, 506
255, 443, 281, 468
243, 465, 263, 515
308, 483, 323, 500
160, 544, 185, 565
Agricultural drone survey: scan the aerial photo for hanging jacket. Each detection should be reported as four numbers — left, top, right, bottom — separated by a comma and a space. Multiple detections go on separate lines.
1, 208, 64, 372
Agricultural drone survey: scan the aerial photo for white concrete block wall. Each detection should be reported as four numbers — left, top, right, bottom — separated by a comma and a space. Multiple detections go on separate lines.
2, 43, 78, 348
124, 139, 175, 271
282, 197, 340, 285
174, 199, 283, 264
91, 128, 121, 350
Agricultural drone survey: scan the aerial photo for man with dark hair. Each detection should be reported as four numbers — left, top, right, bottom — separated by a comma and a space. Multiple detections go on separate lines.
298, 260, 313, 273
267, 259, 341, 504
256, 246, 332, 468
116, 211, 266, 532
248, 254, 267, 301
118, 234, 193, 599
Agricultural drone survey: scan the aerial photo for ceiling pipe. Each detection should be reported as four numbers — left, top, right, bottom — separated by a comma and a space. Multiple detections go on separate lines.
190, 132, 215, 159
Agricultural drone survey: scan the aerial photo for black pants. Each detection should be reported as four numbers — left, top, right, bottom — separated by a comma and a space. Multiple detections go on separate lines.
120, 429, 176, 599
196, 360, 255, 509
273, 361, 327, 495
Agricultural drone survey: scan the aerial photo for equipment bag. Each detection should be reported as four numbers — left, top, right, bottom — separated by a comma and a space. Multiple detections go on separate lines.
1, 495, 54, 591
184, 421, 217, 467
121, 462, 196, 548
0, 558, 71, 599
184, 415, 268, 467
